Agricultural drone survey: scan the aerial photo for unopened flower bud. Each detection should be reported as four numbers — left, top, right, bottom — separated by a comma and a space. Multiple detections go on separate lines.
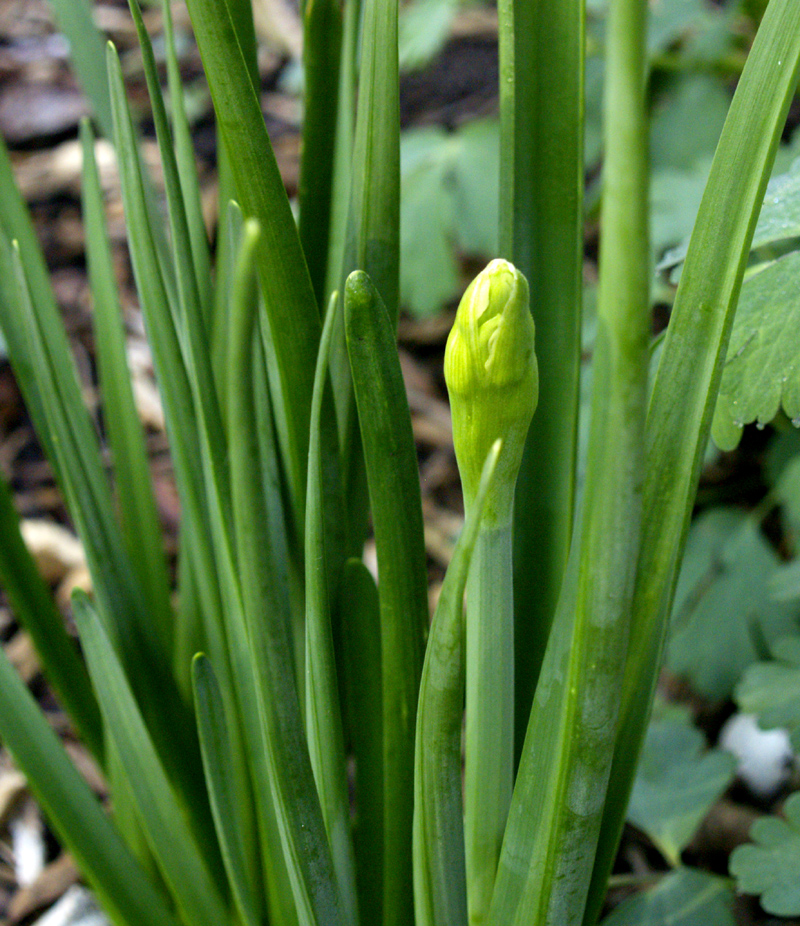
444, 259, 538, 523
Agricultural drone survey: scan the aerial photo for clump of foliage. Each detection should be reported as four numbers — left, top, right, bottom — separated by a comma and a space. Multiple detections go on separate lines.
0, 0, 798, 924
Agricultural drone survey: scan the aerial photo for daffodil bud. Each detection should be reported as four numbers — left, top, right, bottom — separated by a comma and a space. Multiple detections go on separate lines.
444, 259, 538, 524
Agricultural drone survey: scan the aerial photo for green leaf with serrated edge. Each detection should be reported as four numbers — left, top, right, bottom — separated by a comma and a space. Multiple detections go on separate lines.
80, 119, 174, 658
752, 156, 800, 251
0, 643, 180, 926
667, 508, 800, 700
711, 251, 800, 450
658, 156, 800, 275
184, 0, 320, 524
346, 271, 428, 926
193, 654, 261, 926
414, 441, 500, 926
736, 635, 800, 750
74, 593, 230, 926
600, 869, 735, 926
730, 791, 800, 916
627, 718, 735, 865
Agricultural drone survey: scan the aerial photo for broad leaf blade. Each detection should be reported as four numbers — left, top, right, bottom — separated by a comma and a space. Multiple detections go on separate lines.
667, 509, 800, 700
627, 718, 735, 865
601, 869, 735, 926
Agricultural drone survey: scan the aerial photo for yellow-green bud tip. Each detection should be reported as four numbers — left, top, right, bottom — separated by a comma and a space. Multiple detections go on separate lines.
444, 259, 538, 520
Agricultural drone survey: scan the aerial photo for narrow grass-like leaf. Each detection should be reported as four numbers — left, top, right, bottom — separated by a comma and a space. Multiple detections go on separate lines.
80, 119, 174, 657
586, 3, 800, 921
0, 645, 179, 926
4, 242, 199, 792
330, 0, 399, 558
162, 0, 213, 324
108, 42, 247, 857
299, 0, 342, 305
46, 0, 113, 137
340, 557, 383, 924
346, 270, 427, 926
229, 223, 344, 926
185, 0, 320, 520
504, 0, 584, 750
414, 441, 500, 926
193, 654, 262, 926
0, 468, 102, 761
491, 0, 650, 919
348, 0, 400, 322
306, 299, 359, 925
74, 593, 229, 926
128, 0, 217, 397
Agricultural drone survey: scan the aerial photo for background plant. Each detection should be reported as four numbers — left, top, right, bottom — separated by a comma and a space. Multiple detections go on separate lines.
0, 0, 797, 925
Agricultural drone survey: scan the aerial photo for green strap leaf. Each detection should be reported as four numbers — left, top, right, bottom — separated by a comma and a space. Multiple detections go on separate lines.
339, 557, 384, 924
299, 0, 342, 305
0, 643, 180, 926
74, 593, 230, 926
306, 300, 359, 925
345, 270, 427, 926
185, 0, 321, 521
80, 118, 174, 658
193, 654, 262, 926
505, 0, 584, 751
228, 223, 345, 926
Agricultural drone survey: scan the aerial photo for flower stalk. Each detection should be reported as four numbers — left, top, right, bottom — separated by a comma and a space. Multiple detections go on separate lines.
445, 259, 537, 924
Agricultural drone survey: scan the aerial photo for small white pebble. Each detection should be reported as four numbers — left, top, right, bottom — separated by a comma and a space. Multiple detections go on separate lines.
9, 804, 45, 887
719, 712, 795, 799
